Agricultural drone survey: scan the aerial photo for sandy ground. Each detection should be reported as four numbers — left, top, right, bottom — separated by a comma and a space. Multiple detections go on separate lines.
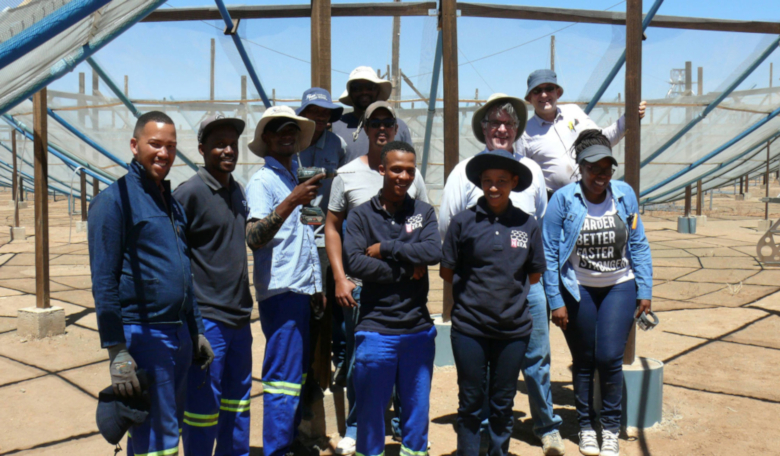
0, 184, 779, 455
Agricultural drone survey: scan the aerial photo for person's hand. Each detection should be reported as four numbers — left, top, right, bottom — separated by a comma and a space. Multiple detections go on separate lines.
412, 264, 427, 280
335, 278, 357, 308
287, 173, 325, 208
193, 334, 215, 370
636, 299, 651, 317
108, 344, 140, 397
551, 307, 569, 330
311, 292, 326, 315
638, 100, 647, 119
366, 243, 382, 259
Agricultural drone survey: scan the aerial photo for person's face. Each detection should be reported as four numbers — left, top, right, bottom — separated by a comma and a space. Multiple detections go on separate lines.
366, 110, 397, 148
200, 124, 239, 175
300, 105, 332, 134
580, 157, 615, 197
130, 121, 177, 183
482, 108, 518, 151
349, 81, 380, 111
480, 169, 519, 212
529, 84, 562, 118
261, 123, 300, 157
379, 150, 416, 200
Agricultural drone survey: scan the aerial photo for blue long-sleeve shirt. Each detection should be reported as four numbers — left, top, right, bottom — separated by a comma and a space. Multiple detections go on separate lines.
344, 193, 442, 335
88, 160, 204, 348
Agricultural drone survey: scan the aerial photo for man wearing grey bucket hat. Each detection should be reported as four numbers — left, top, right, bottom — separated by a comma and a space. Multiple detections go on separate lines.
516, 69, 646, 197
244, 106, 325, 456
332, 66, 414, 163
438, 93, 566, 455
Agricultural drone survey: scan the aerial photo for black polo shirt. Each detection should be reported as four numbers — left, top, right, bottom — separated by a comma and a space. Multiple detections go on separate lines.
173, 167, 253, 328
441, 197, 546, 339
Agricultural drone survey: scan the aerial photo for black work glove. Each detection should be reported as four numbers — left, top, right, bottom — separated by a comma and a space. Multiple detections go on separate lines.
192, 334, 214, 370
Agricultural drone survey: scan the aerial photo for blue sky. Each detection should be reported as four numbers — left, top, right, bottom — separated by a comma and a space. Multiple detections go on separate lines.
49, 0, 780, 107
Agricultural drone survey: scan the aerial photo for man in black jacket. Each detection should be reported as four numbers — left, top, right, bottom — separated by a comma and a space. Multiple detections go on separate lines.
343, 141, 441, 456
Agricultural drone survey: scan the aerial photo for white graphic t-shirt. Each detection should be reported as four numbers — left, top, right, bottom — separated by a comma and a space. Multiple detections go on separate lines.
568, 190, 635, 287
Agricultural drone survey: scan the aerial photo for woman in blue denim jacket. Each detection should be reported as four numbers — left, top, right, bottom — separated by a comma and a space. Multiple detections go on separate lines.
542, 130, 652, 456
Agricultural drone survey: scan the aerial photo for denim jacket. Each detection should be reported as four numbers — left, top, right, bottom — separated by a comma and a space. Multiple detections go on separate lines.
542, 180, 652, 310
88, 160, 204, 348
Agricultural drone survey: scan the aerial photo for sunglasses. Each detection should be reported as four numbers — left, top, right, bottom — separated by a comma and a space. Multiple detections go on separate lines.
582, 163, 615, 176
350, 82, 377, 92
531, 85, 558, 96
483, 120, 517, 130
367, 118, 396, 129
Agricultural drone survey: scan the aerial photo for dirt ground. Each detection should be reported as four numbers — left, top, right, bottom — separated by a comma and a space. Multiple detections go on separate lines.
0, 184, 779, 456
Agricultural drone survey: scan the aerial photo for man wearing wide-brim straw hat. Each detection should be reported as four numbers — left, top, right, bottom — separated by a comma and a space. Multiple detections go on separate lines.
332, 66, 414, 163
438, 93, 567, 455
244, 105, 326, 456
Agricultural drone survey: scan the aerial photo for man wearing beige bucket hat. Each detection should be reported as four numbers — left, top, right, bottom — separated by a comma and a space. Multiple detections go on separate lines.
244, 105, 326, 456
332, 66, 414, 163
438, 93, 567, 455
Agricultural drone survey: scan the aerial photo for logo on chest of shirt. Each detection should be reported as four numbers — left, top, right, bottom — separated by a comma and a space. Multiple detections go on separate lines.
405, 214, 423, 233
510, 230, 528, 249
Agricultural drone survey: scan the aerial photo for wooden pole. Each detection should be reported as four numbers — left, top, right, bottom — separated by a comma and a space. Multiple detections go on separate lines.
684, 185, 692, 217
696, 179, 703, 216
210, 38, 216, 100
441, 0, 459, 181
124, 75, 129, 96
93, 176, 99, 197
697, 66, 703, 96
766, 142, 771, 220
80, 170, 87, 222
685, 61, 692, 95
550, 35, 555, 71
391, 0, 401, 105
33, 89, 51, 309
623, 0, 642, 366
92, 68, 100, 130
739, 175, 744, 194
310, 0, 332, 92
12, 131, 19, 228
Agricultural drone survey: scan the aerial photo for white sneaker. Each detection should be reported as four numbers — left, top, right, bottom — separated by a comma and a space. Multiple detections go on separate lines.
600, 430, 619, 456
335, 437, 356, 455
578, 430, 599, 456
541, 430, 566, 455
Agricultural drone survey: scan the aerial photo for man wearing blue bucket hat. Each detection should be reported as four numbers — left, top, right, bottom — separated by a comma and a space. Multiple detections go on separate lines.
517, 69, 646, 197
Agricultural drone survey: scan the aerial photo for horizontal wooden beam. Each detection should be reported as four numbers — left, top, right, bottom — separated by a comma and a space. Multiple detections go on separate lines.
142, 2, 436, 21
458, 3, 780, 35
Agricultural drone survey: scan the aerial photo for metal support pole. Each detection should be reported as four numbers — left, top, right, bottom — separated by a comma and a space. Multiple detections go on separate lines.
623, 0, 643, 365
441, 0, 459, 182
80, 170, 87, 222
421, 30, 443, 179
696, 179, 702, 216
33, 89, 50, 309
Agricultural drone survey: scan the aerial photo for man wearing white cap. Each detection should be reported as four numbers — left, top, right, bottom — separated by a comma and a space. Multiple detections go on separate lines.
332, 66, 414, 163
245, 106, 326, 456
517, 69, 646, 198
438, 94, 566, 455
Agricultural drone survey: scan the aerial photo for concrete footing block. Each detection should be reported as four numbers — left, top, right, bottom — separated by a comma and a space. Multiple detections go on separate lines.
694, 215, 707, 227
677, 216, 697, 234
17, 306, 66, 339
76, 221, 88, 233
10, 226, 26, 242
8, 200, 28, 208
758, 219, 774, 232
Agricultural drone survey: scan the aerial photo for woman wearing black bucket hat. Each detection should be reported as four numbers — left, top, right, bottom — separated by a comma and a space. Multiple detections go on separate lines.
440, 149, 546, 456
542, 130, 653, 456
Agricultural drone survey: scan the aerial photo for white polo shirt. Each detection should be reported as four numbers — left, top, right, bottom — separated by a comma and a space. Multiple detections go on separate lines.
516, 104, 625, 192
438, 148, 547, 239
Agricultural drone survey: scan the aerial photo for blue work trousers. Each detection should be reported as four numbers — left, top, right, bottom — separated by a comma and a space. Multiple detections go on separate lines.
124, 324, 192, 456
522, 282, 562, 437
183, 318, 253, 456
259, 292, 311, 456
452, 329, 529, 456
354, 327, 436, 456
561, 279, 637, 432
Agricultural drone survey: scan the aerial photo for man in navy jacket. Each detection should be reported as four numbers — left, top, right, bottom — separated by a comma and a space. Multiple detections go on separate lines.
88, 111, 213, 456
343, 141, 441, 456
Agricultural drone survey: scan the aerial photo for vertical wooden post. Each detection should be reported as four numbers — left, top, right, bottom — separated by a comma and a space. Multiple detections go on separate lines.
696, 179, 703, 216
33, 89, 51, 309
623, 0, 642, 366
745, 173, 750, 191
19, 176, 24, 202
92, 68, 100, 130
241, 75, 248, 183
124, 75, 129, 97
550, 35, 555, 71
78, 72, 86, 127
766, 142, 771, 220
441, 0, 459, 182
739, 175, 744, 194
310, 0, 332, 92
80, 170, 87, 222
697, 67, 703, 96
684, 185, 692, 217
684, 61, 692, 95
210, 38, 216, 101
390, 0, 401, 105
93, 176, 99, 198
12, 131, 20, 228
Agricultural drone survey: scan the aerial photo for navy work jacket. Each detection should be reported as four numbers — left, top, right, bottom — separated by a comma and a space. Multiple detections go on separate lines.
88, 160, 204, 348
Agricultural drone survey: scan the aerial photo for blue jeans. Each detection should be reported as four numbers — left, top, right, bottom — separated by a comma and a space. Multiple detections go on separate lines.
522, 282, 562, 437
561, 280, 637, 432
452, 329, 529, 456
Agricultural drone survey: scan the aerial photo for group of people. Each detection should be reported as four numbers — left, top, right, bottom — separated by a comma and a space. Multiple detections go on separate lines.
88, 65, 652, 456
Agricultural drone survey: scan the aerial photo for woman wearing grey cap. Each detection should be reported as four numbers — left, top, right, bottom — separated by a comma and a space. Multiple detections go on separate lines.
541, 130, 653, 456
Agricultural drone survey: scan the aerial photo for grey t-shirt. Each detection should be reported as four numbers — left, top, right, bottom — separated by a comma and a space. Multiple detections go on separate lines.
332, 112, 414, 163
173, 167, 254, 328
